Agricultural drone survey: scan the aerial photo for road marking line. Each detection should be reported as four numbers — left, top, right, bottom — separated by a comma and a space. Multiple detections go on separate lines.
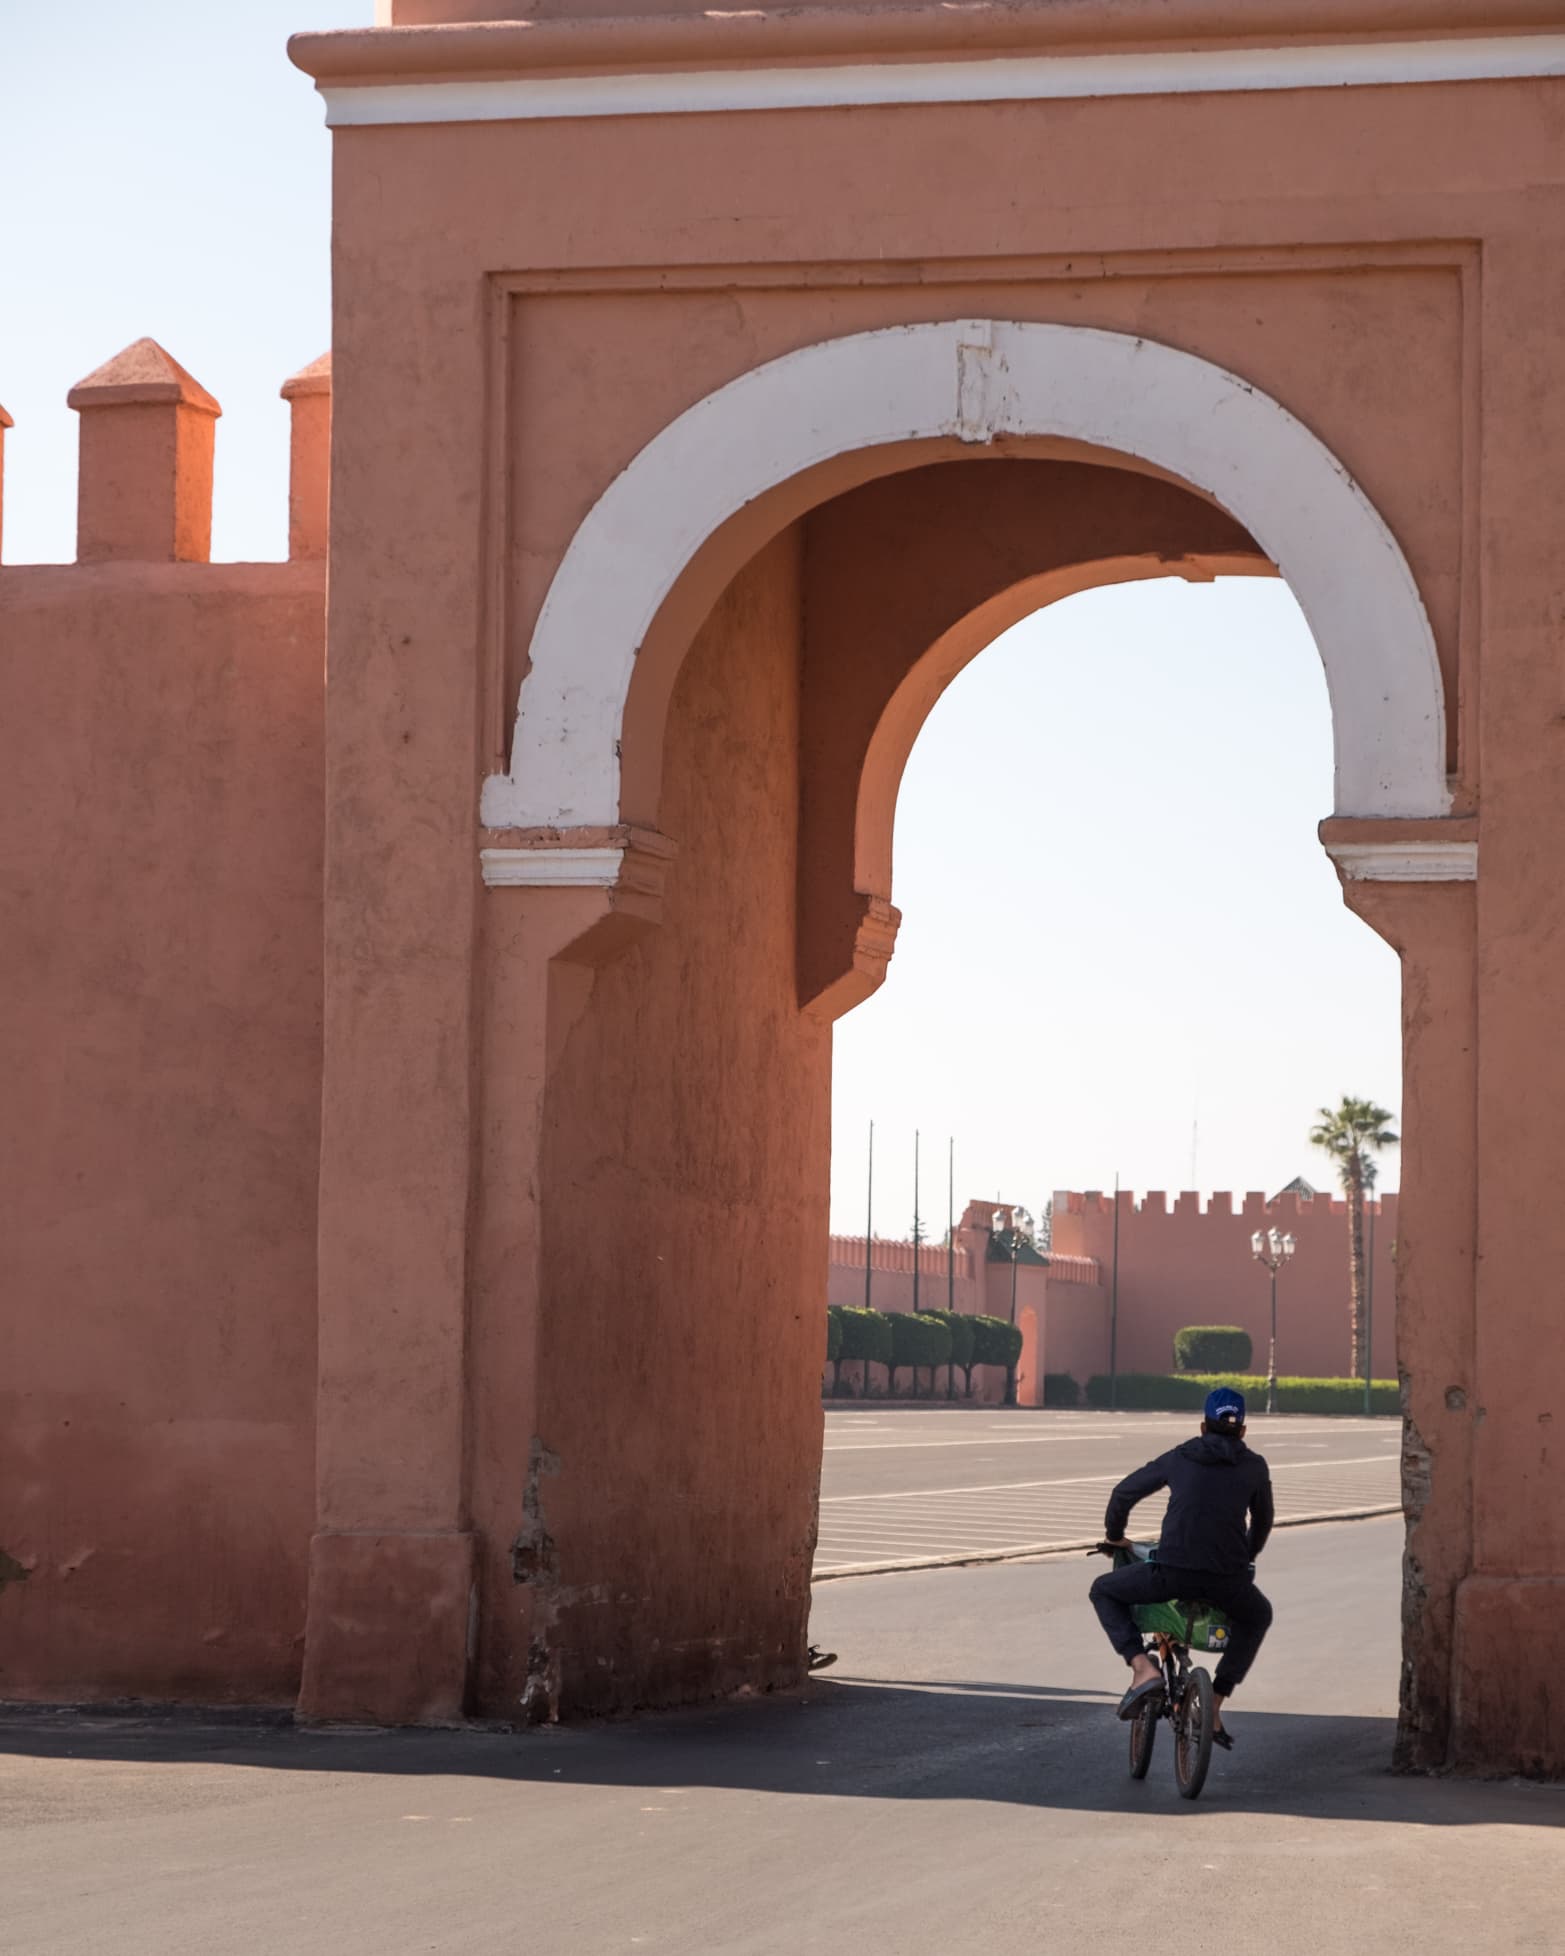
823, 1427, 1394, 1452
814, 1505, 1403, 1579
818, 1456, 1394, 1503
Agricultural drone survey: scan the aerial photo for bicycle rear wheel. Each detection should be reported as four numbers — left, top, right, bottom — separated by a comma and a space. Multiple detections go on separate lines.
1128, 1698, 1158, 1779
1174, 1666, 1215, 1800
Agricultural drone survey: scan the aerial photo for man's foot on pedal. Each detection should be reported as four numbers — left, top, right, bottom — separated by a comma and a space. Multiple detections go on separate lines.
1116, 1675, 1165, 1720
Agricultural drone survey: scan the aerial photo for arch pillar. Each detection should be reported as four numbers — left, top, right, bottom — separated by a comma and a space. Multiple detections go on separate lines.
470, 531, 824, 1723
466, 840, 677, 1720
1328, 820, 1477, 1771
300, 841, 673, 1726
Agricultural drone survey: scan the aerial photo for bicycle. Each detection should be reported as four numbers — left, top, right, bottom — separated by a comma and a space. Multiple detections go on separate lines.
1090, 1541, 1235, 1801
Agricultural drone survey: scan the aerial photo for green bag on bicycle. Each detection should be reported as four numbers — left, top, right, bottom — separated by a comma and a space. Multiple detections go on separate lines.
1115, 1542, 1235, 1653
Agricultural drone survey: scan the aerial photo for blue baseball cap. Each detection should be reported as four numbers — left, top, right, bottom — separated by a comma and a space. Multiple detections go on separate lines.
1205, 1386, 1246, 1428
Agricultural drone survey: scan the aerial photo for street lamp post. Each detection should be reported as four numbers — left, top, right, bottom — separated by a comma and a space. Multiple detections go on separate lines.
1250, 1226, 1297, 1416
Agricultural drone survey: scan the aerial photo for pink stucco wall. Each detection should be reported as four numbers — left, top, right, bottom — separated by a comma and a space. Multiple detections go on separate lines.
825, 1204, 1063, 1402
0, 365, 326, 1704
829, 1184, 1393, 1400
1051, 1188, 1397, 1380
825, 1232, 975, 1316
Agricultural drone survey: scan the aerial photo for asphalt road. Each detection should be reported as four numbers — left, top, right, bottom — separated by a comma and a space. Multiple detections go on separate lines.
817, 1407, 1401, 1573
4, 1516, 1560, 1955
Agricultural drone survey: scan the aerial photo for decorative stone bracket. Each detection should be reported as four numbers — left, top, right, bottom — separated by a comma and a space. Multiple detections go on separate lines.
802, 893, 903, 1023
478, 825, 678, 963
1319, 815, 1477, 883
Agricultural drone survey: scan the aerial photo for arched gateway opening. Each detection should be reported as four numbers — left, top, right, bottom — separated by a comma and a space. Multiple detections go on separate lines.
404, 324, 1477, 1769
299, 313, 1493, 1780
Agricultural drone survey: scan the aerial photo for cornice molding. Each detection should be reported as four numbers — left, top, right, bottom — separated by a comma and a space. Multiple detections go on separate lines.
292, 2, 1565, 84
293, 22, 1565, 126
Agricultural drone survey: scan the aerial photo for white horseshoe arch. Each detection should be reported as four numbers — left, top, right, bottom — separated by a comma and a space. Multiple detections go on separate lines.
481, 320, 1449, 834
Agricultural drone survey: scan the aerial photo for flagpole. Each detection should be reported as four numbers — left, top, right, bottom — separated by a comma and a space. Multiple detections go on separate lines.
912, 1129, 921, 1313
864, 1120, 874, 1312
947, 1137, 955, 1313
1109, 1170, 1121, 1412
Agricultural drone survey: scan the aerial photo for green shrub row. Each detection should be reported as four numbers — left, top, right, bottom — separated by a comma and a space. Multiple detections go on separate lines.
1084, 1371, 1399, 1415
825, 1306, 1022, 1398
1172, 1325, 1253, 1373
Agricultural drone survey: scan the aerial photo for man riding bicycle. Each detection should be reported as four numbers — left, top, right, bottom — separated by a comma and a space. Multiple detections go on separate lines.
1088, 1386, 1275, 1747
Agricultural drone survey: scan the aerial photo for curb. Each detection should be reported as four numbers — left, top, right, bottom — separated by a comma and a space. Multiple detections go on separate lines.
812, 1503, 1401, 1582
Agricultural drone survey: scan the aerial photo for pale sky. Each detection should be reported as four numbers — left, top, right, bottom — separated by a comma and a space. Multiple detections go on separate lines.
830, 578, 1401, 1237
5, 3, 1402, 1237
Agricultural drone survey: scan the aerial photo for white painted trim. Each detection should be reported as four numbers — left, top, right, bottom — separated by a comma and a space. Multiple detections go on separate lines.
479, 845, 625, 888
483, 320, 1448, 832
1327, 841, 1477, 882
321, 33, 1565, 127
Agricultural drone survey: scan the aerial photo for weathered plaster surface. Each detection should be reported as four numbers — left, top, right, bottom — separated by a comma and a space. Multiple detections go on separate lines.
0, 563, 324, 1704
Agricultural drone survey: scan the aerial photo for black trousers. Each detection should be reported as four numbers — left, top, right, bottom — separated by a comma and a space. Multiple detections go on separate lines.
1089, 1561, 1273, 1698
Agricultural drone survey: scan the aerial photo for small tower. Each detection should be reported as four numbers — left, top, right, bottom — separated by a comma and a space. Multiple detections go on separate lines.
280, 353, 331, 562
67, 338, 221, 562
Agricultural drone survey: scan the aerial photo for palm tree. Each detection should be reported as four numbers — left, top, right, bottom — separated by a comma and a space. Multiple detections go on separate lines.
1309, 1097, 1399, 1377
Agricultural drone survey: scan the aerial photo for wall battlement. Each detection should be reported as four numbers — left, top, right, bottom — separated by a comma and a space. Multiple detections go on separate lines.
1066, 1186, 1392, 1223
1052, 1185, 1396, 1380
828, 1232, 972, 1279
0, 339, 330, 568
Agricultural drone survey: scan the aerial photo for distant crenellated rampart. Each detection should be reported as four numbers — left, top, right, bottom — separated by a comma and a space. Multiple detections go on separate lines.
1051, 1185, 1398, 1381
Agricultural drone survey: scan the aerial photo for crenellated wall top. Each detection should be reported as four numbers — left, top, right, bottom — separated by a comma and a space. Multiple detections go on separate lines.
0, 343, 331, 569
1059, 1187, 1396, 1220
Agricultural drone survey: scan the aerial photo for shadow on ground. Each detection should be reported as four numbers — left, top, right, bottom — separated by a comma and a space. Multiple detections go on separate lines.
2, 1680, 1560, 1828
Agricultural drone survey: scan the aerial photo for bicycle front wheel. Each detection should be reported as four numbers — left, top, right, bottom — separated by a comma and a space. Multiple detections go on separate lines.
1128, 1697, 1158, 1779
1174, 1666, 1215, 1800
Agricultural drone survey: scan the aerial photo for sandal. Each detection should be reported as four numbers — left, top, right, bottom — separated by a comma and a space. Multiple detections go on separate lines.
1116, 1676, 1165, 1721
1211, 1726, 1235, 1751
807, 1645, 838, 1671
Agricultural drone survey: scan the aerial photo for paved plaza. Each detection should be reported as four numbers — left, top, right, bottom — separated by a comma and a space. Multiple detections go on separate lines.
5, 1515, 1560, 1954
816, 1406, 1401, 1573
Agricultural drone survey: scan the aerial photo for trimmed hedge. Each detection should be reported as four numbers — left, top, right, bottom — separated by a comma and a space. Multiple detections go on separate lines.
1173, 1325, 1253, 1374
884, 1310, 953, 1395
972, 1315, 1025, 1405
920, 1310, 976, 1398
971, 1315, 1023, 1370
1085, 1371, 1399, 1415
1043, 1372, 1080, 1409
821, 1306, 1021, 1398
921, 1309, 975, 1372
836, 1305, 893, 1394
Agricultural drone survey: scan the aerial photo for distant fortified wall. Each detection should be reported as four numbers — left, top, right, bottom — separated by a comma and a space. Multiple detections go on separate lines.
1051, 1186, 1397, 1381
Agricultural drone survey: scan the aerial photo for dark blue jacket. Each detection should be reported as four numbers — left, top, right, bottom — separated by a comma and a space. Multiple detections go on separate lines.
1105, 1432, 1274, 1577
